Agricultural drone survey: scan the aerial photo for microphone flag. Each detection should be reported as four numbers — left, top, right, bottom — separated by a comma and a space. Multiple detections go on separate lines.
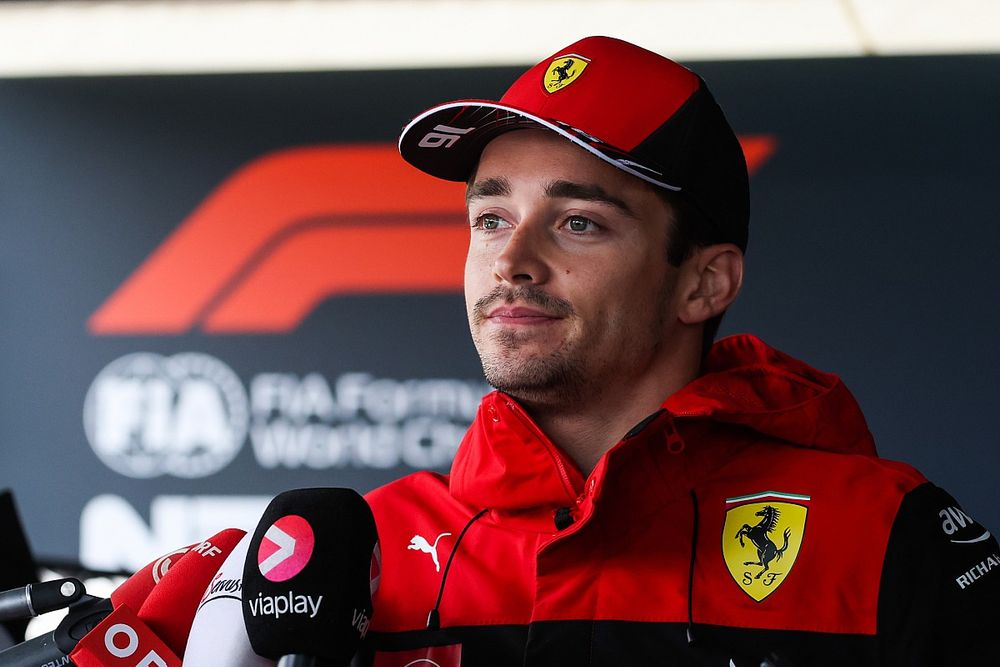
69, 603, 181, 667
138, 527, 246, 657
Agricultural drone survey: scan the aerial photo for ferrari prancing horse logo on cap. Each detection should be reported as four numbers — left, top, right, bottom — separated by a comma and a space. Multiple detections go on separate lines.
544, 54, 590, 93
722, 491, 809, 602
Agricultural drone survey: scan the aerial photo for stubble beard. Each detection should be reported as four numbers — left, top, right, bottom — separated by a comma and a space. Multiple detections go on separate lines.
470, 286, 585, 405
470, 276, 675, 408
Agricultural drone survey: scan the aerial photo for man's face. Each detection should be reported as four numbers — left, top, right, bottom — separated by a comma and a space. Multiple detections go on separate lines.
464, 129, 681, 404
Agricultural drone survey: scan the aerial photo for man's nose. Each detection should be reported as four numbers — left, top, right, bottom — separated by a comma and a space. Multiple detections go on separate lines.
493, 222, 551, 285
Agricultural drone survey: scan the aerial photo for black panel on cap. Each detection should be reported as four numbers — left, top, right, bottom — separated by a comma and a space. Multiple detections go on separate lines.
629, 82, 750, 251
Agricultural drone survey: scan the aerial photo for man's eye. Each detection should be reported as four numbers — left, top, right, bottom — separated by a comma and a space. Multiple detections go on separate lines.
566, 216, 597, 232
475, 213, 506, 230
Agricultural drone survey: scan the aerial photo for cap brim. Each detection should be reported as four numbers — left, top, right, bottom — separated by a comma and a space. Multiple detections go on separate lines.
398, 100, 681, 192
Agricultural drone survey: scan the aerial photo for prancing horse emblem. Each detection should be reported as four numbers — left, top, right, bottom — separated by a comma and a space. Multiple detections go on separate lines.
408, 532, 452, 573
735, 505, 791, 579
551, 59, 575, 84
543, 54, 590, 93
722, 492, 809, 602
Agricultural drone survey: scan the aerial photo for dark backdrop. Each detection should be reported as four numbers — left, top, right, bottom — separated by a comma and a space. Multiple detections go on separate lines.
1, 54, 997, 569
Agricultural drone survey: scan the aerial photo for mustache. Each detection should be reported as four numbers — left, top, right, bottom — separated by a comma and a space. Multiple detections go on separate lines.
472, 286, 574, 323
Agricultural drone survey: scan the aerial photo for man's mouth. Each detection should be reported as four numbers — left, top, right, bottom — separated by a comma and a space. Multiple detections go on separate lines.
485, 305, 562, 325
472, 285, 574, 328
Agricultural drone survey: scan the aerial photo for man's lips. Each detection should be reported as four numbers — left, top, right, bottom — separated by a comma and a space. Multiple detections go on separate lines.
485, 306, 562, 325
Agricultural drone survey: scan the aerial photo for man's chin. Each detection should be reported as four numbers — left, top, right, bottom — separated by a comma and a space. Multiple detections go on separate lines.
480, 352, 584, 404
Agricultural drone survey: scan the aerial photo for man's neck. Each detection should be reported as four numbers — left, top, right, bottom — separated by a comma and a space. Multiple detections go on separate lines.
517, 346, 702, 475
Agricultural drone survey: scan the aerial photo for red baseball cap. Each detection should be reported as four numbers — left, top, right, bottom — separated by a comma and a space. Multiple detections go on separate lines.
398, 36, 749, 251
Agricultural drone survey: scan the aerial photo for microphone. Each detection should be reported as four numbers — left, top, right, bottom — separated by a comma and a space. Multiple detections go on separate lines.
0, 594, 113, 667
241, 488, 380, 666
0, 529, 244, 666
111, 543, 194, 612
0, 549, 175, 667
137, 528, 246, 657
183, 532, 275, 666
69, 603, 181, 667
0, 491, 39, 644
0, 579, 85, 622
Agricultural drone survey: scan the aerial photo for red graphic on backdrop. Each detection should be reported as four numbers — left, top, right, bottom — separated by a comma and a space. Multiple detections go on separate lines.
89, 139, 775, 335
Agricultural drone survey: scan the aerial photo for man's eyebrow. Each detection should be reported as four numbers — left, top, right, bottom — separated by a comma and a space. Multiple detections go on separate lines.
466, 177, 511, 205
545, 180, 637, 218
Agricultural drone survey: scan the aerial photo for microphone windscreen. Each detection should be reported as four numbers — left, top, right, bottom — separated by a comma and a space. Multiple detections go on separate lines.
111, 543, 195, 612
242, 488, 379, 664
184, 532, 275, 667
0, 490, 37, 642
137, 528, 245, 657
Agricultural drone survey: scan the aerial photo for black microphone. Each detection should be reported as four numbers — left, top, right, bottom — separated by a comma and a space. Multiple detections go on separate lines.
241, 488, 380, 667
0, 579, 85, 622
0, 594, 112, 667
0, 492, 39, 644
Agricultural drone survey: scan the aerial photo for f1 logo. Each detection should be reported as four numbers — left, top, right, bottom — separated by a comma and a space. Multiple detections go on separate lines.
88, 145, 468, 335
417, 124, 474, 149
258, 515, 315, 582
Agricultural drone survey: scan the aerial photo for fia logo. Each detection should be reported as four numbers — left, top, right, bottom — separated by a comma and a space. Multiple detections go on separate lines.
83, 352, 248, 479
722, 492, 810, 602
544, 54, 590, 93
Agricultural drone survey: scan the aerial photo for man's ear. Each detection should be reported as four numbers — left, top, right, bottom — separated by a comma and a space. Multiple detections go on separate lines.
676, 244, 744, 325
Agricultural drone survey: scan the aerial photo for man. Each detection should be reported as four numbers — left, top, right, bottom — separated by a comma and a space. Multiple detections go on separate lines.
359, 37, 999, 666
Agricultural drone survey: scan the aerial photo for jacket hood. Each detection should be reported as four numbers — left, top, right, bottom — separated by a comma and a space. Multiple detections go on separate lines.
450, 334, 876, 511
664, 334, 876, 457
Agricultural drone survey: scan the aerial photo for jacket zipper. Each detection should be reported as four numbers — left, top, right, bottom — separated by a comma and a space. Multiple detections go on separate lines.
501, 398, 580, 502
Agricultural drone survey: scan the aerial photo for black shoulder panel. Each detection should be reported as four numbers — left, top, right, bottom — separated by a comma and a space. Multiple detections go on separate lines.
878, 482, 1000, 665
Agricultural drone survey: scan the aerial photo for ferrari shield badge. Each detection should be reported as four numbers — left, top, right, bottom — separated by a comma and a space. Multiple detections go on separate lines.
722, 491, 810, 602
543, 54, 590, 93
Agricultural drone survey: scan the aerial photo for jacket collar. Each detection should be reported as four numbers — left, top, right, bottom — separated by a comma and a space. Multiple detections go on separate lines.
449, 334, 876, 512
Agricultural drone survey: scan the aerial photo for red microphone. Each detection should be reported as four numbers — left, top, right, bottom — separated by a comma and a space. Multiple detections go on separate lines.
0, 530, 246, 665
111, 542, 197, 612
68, 540, 203, 667
69, 528, 245, 665
70, 604, 181, 667
137, 528, 246, 657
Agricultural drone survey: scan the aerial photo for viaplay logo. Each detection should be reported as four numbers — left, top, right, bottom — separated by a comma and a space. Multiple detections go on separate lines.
258, 515, 315, 582
87, 141, 775, 336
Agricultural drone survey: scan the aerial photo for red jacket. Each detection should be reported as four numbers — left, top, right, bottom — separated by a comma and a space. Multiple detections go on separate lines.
360, 335, 999, 666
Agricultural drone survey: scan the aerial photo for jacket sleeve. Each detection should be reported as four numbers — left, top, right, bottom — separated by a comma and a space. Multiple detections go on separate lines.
877, 482, 1000, 665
